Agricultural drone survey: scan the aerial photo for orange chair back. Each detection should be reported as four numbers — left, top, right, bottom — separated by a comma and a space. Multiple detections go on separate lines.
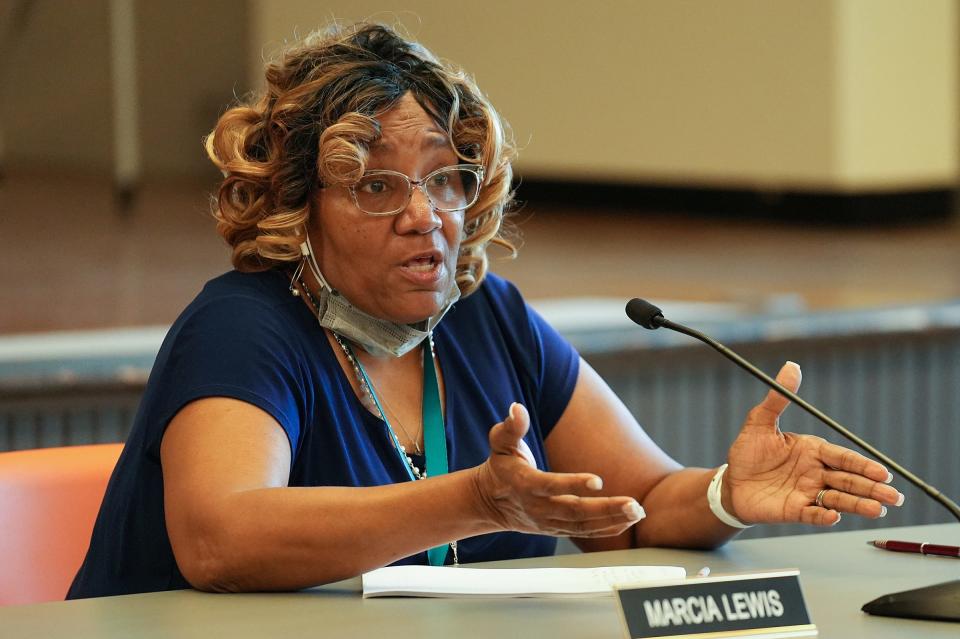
0, 443, 123, 606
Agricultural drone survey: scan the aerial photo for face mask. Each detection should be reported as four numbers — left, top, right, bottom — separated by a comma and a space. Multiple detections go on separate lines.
298, 237, 460, 358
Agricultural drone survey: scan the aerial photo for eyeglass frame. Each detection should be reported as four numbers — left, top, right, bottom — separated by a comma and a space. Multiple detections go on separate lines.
343, 164, 486, 217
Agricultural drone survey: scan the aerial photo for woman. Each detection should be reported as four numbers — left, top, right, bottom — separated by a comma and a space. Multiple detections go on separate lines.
68, 23, 903, 598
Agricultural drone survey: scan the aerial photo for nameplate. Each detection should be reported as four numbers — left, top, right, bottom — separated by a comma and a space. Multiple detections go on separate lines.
615, 570, 816, 638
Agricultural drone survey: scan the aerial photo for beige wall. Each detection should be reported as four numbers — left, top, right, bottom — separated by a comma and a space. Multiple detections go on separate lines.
1, 0, 248, 179
136, 1, 250, 177
2, 0, 115, 173
836, 0, 958, 188
2, 1, 954, 188
251, 0, 957, 190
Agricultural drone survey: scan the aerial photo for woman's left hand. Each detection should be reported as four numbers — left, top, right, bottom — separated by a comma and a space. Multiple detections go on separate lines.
724, 362, 905, 526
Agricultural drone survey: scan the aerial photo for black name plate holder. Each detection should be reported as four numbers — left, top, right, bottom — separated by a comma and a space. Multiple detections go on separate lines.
615, 570, 816, 638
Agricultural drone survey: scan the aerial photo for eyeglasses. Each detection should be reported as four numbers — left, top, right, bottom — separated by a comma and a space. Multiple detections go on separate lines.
346, 164, 485, 216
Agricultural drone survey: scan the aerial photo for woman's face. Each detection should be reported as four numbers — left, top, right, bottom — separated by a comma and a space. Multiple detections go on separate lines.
309, 93, 465, 325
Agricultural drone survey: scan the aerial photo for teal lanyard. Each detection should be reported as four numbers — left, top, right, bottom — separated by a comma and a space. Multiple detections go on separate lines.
347, 339, 450, 566
420, 342, 449, 567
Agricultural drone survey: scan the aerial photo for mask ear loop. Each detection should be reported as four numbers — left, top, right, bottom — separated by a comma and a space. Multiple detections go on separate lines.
300, 233, 336, 293
292, 231, 339, 300
288, 242, 310, 297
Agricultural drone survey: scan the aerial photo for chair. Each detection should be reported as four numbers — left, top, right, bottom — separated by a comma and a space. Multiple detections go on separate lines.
0, 443, 123, 606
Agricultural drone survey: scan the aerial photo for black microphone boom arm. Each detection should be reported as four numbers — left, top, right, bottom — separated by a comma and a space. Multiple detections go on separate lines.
625, 297, 960, 622
625, 297, 960, 523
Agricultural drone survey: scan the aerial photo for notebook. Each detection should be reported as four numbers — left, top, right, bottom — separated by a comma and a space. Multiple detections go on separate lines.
362, 564, 686, 598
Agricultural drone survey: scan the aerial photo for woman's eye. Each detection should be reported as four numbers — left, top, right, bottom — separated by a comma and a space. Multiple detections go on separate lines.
360, 180, 388, 194
429, 173, 450, 187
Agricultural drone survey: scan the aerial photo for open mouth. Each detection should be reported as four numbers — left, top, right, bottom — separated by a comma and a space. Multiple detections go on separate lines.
404, 255, 438, 273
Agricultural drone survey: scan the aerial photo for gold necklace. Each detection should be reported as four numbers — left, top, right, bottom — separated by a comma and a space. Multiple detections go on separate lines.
378, 396, 424, 456
332, 331, 427, 480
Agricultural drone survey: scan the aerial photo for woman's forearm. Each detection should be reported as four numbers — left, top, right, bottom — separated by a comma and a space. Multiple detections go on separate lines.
175, 468, 497, 592
631, 467, 741, 550
164, 399, 643, 592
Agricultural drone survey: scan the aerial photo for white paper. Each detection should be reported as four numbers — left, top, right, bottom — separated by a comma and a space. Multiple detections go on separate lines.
361, 564, 686, 598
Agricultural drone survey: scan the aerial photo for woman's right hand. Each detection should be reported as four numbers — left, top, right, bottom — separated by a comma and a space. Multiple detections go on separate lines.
472, 403, 646, 537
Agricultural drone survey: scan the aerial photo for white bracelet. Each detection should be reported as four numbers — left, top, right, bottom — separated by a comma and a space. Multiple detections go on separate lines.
707, 464, 752, 529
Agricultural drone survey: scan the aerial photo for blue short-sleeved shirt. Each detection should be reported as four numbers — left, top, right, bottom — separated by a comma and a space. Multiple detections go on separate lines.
67, 270, 580, 599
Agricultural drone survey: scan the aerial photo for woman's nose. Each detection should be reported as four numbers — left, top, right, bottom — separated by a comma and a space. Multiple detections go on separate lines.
396, 186, 441, 234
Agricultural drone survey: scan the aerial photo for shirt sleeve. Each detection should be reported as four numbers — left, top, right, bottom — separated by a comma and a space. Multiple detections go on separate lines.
147, 294, 307, 458
524, 301, 581, 437
478, 275, 581, 439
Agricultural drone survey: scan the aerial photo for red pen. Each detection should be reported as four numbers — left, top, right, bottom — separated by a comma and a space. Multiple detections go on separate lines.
868, 539, 960, 558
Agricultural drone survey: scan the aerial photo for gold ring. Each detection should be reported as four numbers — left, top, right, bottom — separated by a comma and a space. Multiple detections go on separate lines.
815, 488, 829, 508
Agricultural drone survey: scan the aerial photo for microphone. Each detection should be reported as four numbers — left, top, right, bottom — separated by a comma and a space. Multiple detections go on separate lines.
625, 298, 665, 329
626, 297, 960, 622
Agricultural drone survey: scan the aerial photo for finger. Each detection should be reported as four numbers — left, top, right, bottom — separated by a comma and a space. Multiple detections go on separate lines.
516, 437, 537, 468
541, 500, 645, 536
799, 506, 842, 527
814, 488, 890, 519
754, 361, 801, 419
821, 469, 904, 507
570, 519, 643, 538
546, 518, 638, 538
488, 402, 531, 456
818, 443, 895, 486
546, 494, 645, 523
524, 469, 606, 497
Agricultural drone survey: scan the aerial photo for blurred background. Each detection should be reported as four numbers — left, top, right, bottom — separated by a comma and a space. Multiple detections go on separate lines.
1, 0, 958, 537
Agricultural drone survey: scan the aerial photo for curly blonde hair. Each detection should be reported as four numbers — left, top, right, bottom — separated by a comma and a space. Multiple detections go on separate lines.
204, 23, 517, 297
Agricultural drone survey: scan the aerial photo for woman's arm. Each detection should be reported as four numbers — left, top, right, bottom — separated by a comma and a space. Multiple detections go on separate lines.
161, 397, 643, 592
544, 360, 735, 551
545, 359, 904, 552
